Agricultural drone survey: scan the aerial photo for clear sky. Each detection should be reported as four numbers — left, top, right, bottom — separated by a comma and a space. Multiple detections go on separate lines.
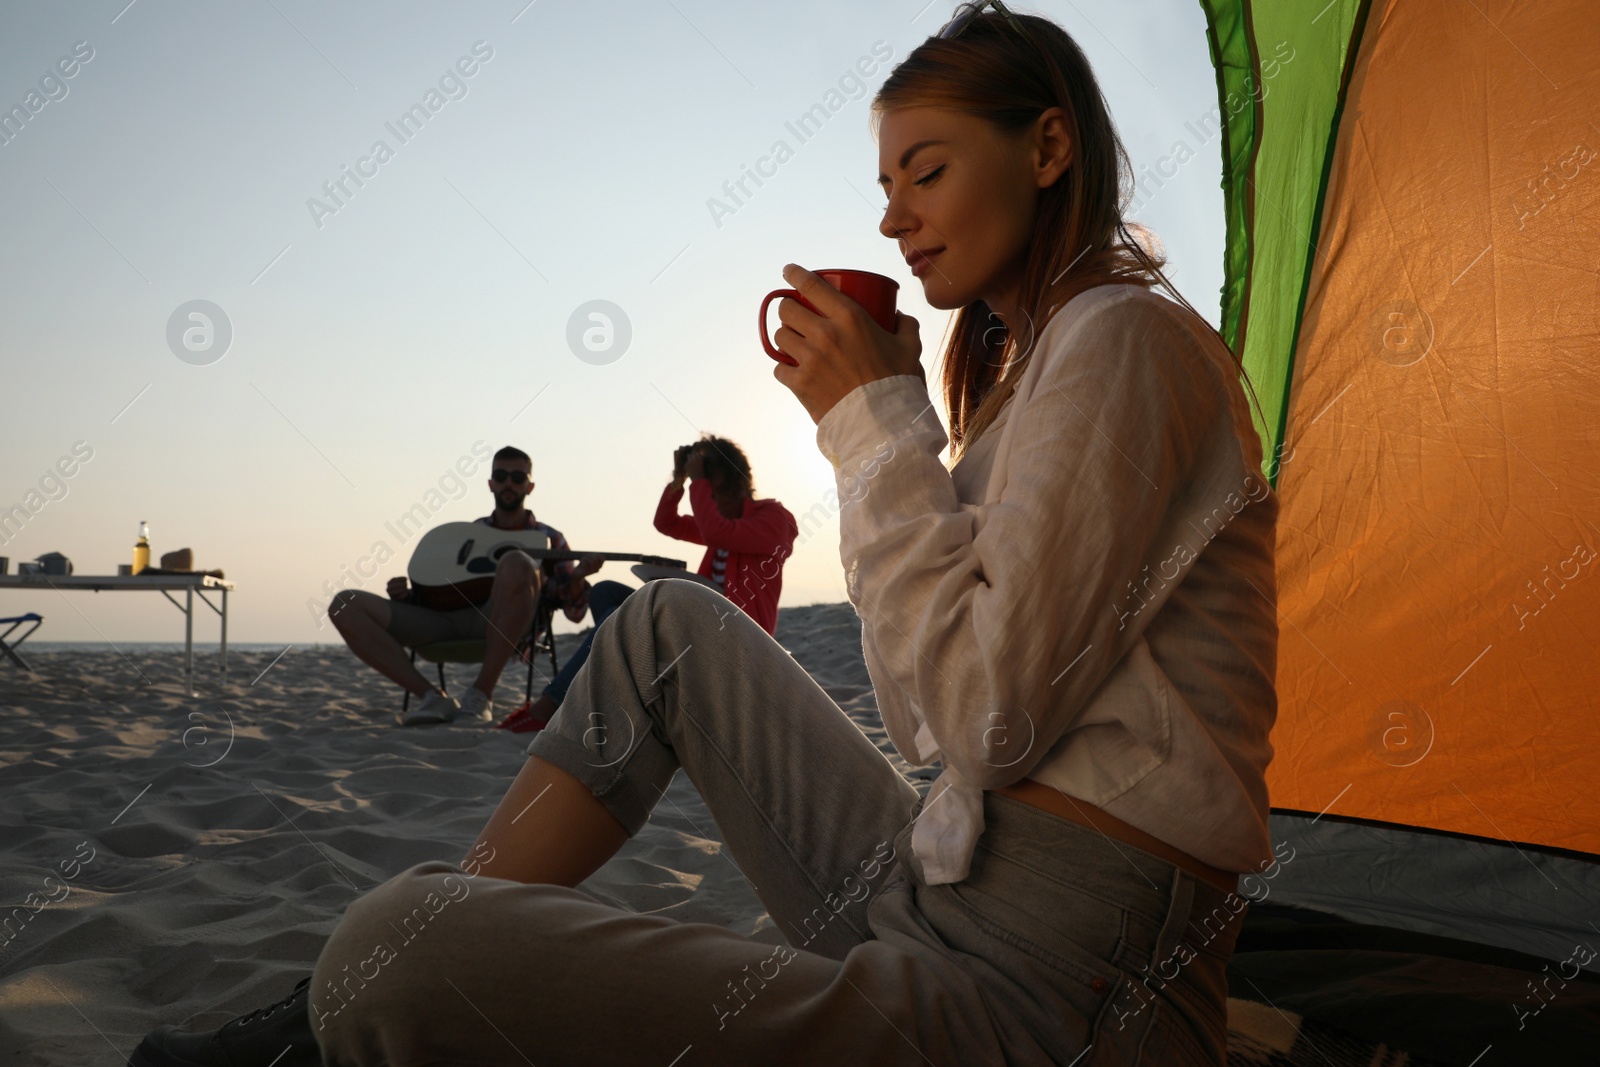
0, 0, 1228, 644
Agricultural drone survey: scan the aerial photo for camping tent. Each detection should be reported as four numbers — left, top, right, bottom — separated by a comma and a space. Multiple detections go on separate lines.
1193, 0, 1600, 1062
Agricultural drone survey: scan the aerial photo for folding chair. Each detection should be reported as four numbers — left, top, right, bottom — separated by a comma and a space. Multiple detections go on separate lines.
400, 603, 559, 714
0, 613, 43, 672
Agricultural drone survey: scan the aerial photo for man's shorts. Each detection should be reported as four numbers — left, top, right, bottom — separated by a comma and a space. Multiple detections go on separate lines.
384, 600, 493, 647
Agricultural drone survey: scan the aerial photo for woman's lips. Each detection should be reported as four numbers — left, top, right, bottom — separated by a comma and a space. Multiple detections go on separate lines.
907, 247, 944, 278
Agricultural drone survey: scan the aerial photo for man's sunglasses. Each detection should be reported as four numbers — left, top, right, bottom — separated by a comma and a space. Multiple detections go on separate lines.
491, 469, 530, 485
938, 0, 1028, 41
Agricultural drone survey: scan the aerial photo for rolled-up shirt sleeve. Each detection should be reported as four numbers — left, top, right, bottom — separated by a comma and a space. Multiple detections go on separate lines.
815, 299, 1222, 791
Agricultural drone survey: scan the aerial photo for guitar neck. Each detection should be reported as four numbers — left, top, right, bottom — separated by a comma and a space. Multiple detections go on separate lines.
517, 549, 688, 568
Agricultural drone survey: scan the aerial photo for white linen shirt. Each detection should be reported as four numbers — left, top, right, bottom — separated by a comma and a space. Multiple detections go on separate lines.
815, 284, 1278, 886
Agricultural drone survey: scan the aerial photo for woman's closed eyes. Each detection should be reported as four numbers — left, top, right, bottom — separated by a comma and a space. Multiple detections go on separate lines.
880, 163, 948, 201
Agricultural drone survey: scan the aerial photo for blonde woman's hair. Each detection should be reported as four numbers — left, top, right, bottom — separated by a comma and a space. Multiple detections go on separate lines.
872, 5, 1248, 458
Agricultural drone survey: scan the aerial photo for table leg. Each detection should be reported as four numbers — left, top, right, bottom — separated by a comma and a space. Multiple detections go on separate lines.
220, 587, 229, 684
185, 585, 194, 696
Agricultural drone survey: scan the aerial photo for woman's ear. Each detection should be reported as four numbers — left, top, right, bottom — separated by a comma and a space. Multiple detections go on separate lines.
1033, 106, 1073, 188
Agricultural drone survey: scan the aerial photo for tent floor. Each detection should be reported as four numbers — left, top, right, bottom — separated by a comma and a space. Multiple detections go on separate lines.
1226, 903, 1600, 1066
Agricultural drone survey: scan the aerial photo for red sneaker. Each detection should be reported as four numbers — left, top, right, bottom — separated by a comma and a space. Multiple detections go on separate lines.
507, 712, 549, 734
494, 703, 550, 734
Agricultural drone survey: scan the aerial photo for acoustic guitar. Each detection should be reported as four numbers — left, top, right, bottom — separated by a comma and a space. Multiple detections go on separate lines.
406, 521, 687, 610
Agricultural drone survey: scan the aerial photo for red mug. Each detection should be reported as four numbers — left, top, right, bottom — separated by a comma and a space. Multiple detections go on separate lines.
759, 268, 899, 366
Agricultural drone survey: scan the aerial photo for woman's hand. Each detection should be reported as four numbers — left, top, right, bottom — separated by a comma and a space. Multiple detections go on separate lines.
684, 450, 706, 481
671, 444, 692, 487
771, 264, 922, 424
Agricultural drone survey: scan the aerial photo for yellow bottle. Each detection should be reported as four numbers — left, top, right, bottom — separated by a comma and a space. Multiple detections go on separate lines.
133, 520, 150, 575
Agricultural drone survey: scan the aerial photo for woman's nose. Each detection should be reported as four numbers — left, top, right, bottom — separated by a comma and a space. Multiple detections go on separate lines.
879, 193, 915, 243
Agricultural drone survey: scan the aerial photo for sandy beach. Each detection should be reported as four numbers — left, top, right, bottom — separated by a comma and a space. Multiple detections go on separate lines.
0, 603, 1502, 1067
0, 603, 937, 1064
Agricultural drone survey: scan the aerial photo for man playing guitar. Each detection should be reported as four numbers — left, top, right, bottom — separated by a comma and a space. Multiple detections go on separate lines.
327, 445, 602, 726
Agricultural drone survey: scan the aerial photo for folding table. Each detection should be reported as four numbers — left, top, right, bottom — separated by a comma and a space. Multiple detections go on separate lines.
0, 573, 235, 694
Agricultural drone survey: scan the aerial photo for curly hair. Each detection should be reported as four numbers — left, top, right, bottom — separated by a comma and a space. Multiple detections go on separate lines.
694, 435, 755, 498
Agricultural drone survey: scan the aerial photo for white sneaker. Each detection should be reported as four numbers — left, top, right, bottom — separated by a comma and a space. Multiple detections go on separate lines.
458, 687, 494, 722
398, 689, 459, 726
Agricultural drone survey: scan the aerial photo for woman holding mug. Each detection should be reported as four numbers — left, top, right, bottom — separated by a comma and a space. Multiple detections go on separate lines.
134, 4, 1274, 1065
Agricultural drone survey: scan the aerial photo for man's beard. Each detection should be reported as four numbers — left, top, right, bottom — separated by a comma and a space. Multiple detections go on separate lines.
495, 487, 528, 512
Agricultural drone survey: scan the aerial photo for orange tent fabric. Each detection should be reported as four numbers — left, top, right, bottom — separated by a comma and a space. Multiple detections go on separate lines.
1261, 0, 1600, 852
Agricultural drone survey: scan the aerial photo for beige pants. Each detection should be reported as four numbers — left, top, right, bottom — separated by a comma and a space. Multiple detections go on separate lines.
311, 580, 1239, 1065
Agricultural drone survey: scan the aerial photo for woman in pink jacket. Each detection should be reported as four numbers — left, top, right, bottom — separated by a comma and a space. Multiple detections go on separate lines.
653, 435, 798, 636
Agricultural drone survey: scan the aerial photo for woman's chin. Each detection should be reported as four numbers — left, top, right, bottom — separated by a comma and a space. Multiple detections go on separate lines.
918, 278, 970, 312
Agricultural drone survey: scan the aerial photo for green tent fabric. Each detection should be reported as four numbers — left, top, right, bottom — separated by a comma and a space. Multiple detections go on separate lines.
1199, 0, 1368, 483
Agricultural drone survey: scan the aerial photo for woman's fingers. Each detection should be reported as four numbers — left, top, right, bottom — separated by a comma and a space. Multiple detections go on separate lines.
774, 293, 828, 348
782, 264, 880, 343
772, 262, 919, 423
895, 311, 923, 365
782, 263, 848, 318
771, 322, 820, 366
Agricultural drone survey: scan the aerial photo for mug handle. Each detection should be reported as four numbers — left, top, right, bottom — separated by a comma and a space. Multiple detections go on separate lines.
759, 289, 800, 365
